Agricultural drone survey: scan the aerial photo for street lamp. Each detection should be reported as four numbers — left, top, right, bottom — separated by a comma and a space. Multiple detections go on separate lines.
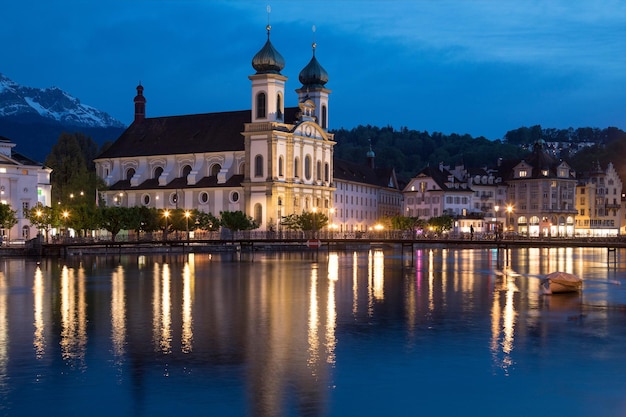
506, 205, 514, 233
62, 210, 69, 239
184, 210, 191, 242
163, 210, 170, 241
494, 205, 500, 239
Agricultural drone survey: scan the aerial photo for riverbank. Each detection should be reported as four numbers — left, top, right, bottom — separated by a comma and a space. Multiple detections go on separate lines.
3, 235, 625, 258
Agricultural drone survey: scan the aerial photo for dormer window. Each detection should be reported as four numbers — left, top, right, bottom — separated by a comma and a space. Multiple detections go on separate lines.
519, 170, 528, 178
541, 169, 548, 176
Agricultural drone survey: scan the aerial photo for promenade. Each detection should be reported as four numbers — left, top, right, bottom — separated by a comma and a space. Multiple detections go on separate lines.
14, 231, 626, 257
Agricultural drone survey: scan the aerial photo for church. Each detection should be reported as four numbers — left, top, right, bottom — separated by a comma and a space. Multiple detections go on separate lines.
94, 24, 335, 232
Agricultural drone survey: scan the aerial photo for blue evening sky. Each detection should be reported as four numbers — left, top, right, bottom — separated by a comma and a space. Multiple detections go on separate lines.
2, 0, 625, 140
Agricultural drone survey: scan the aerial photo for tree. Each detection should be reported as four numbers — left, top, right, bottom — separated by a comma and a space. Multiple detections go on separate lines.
99, 206, 130, 241
279, 211, 329, 232
219, 211, 259, 232
195, 210, 220, 231
427, 215, 454, 234
0, 203, 17, 242
390, 215, 425, 231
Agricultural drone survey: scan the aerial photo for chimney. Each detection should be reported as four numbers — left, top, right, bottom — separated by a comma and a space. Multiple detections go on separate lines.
134, 83, 146, 122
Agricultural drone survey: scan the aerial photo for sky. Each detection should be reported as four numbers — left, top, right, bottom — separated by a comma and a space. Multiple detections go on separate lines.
2, 0, 625, 140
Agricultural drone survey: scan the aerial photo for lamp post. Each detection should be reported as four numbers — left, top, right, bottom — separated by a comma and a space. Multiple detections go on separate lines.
184, 210, 191, 242
62, 210, 69, 240
163, 210, 170, 241
506, 205, 513, 235
494, 205, 500, 239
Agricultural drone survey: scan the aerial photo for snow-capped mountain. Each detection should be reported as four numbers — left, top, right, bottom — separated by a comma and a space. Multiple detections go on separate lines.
0, 73, 125, 128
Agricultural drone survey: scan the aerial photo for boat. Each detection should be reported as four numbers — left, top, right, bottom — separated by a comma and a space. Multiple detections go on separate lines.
541, 271, 582, 294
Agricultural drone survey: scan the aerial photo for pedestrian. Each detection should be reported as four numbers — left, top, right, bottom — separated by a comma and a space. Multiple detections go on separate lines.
470, 224, 474, 240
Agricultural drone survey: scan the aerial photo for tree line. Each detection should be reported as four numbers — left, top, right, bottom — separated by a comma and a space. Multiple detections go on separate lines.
331, 124, 626, 183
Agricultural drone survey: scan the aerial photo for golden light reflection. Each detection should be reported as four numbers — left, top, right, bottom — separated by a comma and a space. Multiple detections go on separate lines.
111, 265, 126, 358
352, 251, 358, 315
181, 258, 194, 354
307, 263, 319, 369
428, 249, 435, 312
372, 250, 384, 301
33, 267, 45, 358
59, 265, 87, 364
0, 271, 7, 387
160, 264, 172, 354
326, 253, 338, 365
152, 262, 161, 349
490, 271, 518, 374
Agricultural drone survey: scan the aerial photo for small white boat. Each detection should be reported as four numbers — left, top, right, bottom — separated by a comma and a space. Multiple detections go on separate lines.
541, 271, 582, 294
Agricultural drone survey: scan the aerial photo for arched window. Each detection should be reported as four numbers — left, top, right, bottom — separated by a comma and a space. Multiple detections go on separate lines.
316, 160, 322, 180
254, 155, 263, 177
321, 105, 327, 129
324, 163, 330, 182
126, 168, 135, 180
304, 155, 312, 180
211, 164, 221, 176
276, 93, 283, 120
278, 156, 284, 177
294, 157, 300, 178
154, 167, 163, 179
254, 203, 263, 225
181, 165, 192, 178
256, 92, 266, 119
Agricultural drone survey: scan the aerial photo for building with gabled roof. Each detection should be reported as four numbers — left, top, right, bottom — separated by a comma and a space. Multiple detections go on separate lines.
94, 24, 335, 231
332, 147, 402, 232
0, 136, 52, 242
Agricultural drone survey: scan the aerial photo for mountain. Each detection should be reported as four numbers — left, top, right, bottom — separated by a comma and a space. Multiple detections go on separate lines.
0, 73, 126, 162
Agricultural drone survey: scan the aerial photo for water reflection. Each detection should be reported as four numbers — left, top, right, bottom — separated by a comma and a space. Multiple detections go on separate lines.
0, 247, 623, 416
60, 264, 87, 366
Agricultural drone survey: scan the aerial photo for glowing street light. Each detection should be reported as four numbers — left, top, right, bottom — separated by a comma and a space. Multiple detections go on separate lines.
184, 210, 191, 241
163, 210, 170, 241
62, 210, 69, 239
506, 205, 514, 232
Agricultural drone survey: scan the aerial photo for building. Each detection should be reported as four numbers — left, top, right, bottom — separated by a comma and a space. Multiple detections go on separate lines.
500, 141, 577, 237
575, 161, 622, 236
0, 136, 52, 242
94, 25, 335, 231
332, 146, 402, 232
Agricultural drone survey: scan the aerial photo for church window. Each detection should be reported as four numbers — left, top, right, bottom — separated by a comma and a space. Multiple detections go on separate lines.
181, 164, 192, 181
256, 92, 266, 119
321, 105, 327, 129
154, 166, 163, 180
277, 93, 283, 120
254, 203, 263, 225
210, 164, 221, 176
324, 163, 329, 182
142, 194, 151, 206
254, 155, 263, 177
199, 192, 209, 204
294, 157, 300, 178
278, 156, 284, 177
126, 168, 135, 180
316, 160, 322, 180
230, 191, 240, 203
305, 155, 312, 180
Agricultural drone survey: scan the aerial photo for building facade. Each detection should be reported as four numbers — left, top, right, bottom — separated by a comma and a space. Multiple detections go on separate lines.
0, 136, 52, 242
575, 161, 622, 236
95, 26, 335, 231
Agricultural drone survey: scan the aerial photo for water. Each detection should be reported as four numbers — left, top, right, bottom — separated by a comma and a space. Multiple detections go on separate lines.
1, 246, 626, 417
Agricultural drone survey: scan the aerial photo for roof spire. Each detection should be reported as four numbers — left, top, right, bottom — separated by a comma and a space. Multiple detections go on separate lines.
266, 5, 271, 38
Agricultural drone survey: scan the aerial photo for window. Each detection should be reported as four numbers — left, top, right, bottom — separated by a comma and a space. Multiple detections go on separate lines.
321, 105, 327, 129
278, 156, 284, 177
142, 194, 151, 206
181, 164, 192, 178
230, 191, 239, 203
254, 203, 263, 225
126, 168, 135, 180
169, 192, 178, 206
154, 167, 163, 179
256, 92, 266, 118
304, 155, 312, 180
294, 157, 300, 178
519, 170, 528, 177
199, 192, 209, 204
254, 155, 263, 177
276, 93, 283, 120
211, 164, 221, 176
316, 160, 322, 180
324, 163, 330, 182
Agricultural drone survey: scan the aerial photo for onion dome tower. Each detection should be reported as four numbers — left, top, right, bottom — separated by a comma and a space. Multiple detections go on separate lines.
249, 16, 286, 123
296, 27, 331, 130
133, 82, 146, 122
